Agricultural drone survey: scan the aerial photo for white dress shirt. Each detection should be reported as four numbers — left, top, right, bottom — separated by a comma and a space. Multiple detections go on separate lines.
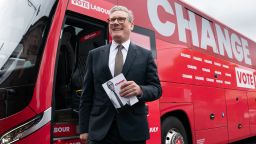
109, 40, 130, 77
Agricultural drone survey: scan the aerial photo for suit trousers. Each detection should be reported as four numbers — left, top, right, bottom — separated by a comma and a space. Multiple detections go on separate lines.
89, 120, 146, 144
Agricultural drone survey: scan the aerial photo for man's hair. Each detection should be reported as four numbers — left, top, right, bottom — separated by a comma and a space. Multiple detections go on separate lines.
109, 5, 134, 23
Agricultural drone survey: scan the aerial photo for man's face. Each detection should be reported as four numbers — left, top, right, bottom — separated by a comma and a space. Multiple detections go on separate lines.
107, 81, 115, 90
109, 10, 134, 44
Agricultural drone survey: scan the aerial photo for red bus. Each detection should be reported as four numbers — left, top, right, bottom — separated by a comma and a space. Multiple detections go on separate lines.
1, 0, 256, 144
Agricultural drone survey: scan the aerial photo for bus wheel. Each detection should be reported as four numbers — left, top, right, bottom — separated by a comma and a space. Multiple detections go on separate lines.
161, 116, 188, 144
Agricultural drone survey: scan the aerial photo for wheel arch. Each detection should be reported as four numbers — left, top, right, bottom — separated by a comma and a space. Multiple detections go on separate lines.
161, 110, 193, 144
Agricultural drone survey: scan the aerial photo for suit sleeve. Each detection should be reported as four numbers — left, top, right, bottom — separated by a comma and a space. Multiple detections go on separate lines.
79, 51, 94, 133
138, 52, 162, 102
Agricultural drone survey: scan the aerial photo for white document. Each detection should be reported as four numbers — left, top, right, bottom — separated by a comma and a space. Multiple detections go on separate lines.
102, 73, 139, 108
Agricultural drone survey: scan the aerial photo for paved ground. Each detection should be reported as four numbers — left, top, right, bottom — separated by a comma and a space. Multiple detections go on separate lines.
231, 137, 256, 144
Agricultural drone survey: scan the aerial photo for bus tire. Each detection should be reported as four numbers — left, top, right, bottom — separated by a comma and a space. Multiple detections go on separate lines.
161, 116, 188, 144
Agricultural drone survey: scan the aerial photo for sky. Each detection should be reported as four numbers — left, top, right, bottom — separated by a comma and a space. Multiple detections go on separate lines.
181, 0, 256, 42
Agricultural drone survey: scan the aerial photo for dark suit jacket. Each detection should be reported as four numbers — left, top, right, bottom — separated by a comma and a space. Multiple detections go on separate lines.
79, 42, 162, 141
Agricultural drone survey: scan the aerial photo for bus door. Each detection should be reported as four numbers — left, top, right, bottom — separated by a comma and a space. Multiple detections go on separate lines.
52, 13, 108, 144
130, 26, 161, 144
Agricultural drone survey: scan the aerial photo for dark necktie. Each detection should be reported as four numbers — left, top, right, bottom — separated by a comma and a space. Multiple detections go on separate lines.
114, 45, 123, 76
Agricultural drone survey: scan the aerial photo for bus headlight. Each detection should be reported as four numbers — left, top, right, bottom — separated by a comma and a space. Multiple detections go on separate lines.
0, 107, 51, 144
0, 114, 42, 144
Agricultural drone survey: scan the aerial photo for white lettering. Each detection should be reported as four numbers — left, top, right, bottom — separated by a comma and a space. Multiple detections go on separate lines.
231, 33, 243, 62
147, 0, 253, 66
193, 56, 202, 61
222, 64, 229, 69
215, 24, 233, 59
225, 73, 231, 77
216, 80, 223, 83
195, 76, 204, 81
206, 78, 214, 82
224, 81, 231, 85
147, 0, 175, 37
197, 138, 205, 144
235, 67, 255, 89
204, 59, 212, 64
214, 62, 221, 67
181, 53, 191, 58
201, 18, 218, 54
241, 38, 252, 65
215, 71, 221, 75
54, 127, 70, 133
175, 3, 199, 46
149, 127, 159, 133
182, 74, 193, 79
187, 64, 197, 70
202, 68, 210, 72
71, 0, 109, 14
72, 0, 89, 9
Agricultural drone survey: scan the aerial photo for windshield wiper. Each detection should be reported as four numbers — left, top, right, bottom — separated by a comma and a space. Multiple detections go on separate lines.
27, 0, 41, 16
27, 0, 37, 12
0, 42, 3, 51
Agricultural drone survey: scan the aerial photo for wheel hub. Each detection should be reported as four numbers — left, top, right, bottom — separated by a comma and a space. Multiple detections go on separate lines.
165, 129, 185, 144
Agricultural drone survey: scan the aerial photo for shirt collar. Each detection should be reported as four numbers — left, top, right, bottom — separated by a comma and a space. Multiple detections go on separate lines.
111, 39, 130, 51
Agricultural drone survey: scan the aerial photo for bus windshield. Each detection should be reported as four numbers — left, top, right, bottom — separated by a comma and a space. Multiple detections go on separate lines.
0, 0, 56, 119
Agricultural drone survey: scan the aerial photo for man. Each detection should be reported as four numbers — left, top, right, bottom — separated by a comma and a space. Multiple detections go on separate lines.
79, 5, 162, 144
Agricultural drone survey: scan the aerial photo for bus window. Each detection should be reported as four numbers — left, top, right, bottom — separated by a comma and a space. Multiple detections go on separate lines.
53, 13, 107, 142
130, 26, 156, 58
0, 0, 56, 119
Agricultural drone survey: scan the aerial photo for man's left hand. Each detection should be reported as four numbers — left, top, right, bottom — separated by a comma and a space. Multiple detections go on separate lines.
120, 81, 142, 97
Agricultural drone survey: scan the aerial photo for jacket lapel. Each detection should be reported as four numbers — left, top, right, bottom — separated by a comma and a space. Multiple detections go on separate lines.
101, 44, 113, 79
122, 43, 137, 76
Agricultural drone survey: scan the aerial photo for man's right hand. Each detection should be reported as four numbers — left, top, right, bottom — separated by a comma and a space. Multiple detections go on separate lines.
80, 133, 89, 144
